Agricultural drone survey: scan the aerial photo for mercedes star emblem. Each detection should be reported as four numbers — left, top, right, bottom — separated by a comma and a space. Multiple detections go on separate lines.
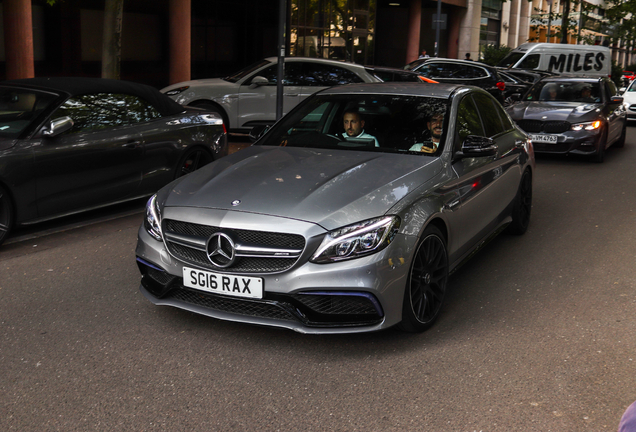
206, 232, 236, 268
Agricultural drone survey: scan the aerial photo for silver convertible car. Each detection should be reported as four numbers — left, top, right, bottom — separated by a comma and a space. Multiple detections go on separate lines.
136, 83, 535, 334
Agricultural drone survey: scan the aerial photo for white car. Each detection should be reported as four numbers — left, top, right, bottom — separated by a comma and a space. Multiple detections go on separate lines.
623, 79, 636, 121
161, 57, 380, 132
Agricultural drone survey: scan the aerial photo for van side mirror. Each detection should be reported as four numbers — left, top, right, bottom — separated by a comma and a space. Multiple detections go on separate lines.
41, 116, 74, 137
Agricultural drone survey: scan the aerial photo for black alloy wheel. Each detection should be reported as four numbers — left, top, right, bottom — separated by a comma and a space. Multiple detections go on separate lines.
398, 225, 448, 333
506, 169, 532, 235
176, 147, 214, 178
0, 184, 14, 246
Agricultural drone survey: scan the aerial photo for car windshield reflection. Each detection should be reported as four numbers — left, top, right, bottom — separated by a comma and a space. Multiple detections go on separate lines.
256, 94, 449, 155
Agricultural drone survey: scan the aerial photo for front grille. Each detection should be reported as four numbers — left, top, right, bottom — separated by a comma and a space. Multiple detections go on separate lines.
290, 293, 379, 315
163, 219, 305, 274
516, 120, 570, 133
169, 287, 297, 321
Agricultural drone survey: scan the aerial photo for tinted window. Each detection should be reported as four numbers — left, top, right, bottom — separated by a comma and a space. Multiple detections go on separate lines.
456, 95, 484, 144
126, 96, 162, 124
473, 93, 504, 137
304, 64, 364, 86
53, 93, 139, 133
247, 63, 305, 86
0, 87, 58, 137
518, 54, 540, 69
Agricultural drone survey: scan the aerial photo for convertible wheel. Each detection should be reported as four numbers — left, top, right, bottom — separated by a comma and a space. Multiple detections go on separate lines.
0, 185, 14, 246
398, 225, 448, 333
176, 147, 214, 178
506, 169, 532, 235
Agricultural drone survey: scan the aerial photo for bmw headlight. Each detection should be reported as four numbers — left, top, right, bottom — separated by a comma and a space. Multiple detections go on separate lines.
310, 216, 400, 263
144, 194, 163, 241
571, 120, 601, 131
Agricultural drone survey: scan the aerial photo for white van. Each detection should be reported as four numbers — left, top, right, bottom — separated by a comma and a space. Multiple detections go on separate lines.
498, 43, 611, 77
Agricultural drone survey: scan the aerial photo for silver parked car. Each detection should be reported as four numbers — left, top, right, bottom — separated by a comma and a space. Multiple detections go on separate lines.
136, 83, 535, 334
161, 57, 380, 132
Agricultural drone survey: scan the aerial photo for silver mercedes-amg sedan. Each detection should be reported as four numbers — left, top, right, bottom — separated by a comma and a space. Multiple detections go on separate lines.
135, 83, 535, 334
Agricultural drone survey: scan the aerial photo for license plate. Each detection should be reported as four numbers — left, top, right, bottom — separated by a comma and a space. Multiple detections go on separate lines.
529, 134, 558, 144
183, 266, 263, 299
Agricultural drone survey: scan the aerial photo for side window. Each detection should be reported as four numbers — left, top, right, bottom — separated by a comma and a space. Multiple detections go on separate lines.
416, 64, 433, 78
303, 64, 364, 86
605, 80, 618, 98
467, 66, 489, 78
52, 93, 131, 133
247, 64, 304, 86
126, 95, 162, 124
518, 54, 540, 69
473, 93, 504, 137
456, 95, 484, 148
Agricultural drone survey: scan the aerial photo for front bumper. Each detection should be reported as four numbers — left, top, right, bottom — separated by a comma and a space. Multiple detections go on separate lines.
134, 210, 417, 334
528, 128, 603, 156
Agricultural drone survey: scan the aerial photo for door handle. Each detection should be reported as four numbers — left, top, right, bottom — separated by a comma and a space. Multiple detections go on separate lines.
123, 140, 141, 149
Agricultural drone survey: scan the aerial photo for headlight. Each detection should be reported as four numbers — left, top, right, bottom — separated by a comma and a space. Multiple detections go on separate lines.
571, 120, 602, 131
164, 86, 189, 96
310, 216, 400, 263
144, 194, 163, 241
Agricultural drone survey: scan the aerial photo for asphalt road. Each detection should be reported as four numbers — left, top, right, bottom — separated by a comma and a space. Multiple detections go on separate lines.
2, 131, 636, 431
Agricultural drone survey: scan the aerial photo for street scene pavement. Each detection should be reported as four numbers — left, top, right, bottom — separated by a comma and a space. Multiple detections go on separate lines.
2, 131, 636, 431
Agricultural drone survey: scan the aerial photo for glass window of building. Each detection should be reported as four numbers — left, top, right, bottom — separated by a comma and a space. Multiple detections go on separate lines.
290, 0, 376, 64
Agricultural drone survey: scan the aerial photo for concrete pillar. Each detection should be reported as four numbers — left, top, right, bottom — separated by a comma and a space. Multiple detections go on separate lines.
458, 0, 481, 61
518, 0, 531, 46
169, 0, 191, 84
406, 0, 422, 64
3, 0, 34, 79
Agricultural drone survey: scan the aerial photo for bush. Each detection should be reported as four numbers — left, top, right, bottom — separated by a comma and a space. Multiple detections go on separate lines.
480, 44, 512, 66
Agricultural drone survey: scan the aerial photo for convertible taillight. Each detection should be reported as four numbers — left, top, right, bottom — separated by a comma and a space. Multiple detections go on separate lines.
496, 81, 506, 91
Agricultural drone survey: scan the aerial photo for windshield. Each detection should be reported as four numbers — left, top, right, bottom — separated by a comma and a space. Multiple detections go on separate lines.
224, 60, 271, 83
0, 87, 59, 138
525, 81, 601, 103
257, 93, 449, 155
497, 52, 525, 68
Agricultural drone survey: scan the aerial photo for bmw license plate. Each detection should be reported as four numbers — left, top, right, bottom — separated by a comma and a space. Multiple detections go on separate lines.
529, 134, 558, 144
183, 266, 263, 299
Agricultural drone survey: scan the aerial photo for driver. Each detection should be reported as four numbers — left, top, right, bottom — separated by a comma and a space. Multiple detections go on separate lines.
341, 108, 379, 147
409, 112, 444, 153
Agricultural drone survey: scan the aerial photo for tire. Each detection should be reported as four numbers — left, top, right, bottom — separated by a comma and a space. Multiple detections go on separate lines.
189, 101, 228, 128
506, 169, 532, 235
0, 184, 14, 246
175, 147, 214, 179
615, 122, 626, 148
397, 225, 448, 333
593, 128, 607, 163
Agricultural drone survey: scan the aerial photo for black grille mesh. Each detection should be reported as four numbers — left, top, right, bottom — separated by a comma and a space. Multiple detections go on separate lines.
169, 288, 297, 321
163, 219, 305, 273
291, 294, 378, 315
516, 120, 570, 133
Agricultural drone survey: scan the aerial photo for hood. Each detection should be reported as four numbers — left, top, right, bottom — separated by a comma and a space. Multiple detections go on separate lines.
164, 146, 441, 230
507, 101, 601, 122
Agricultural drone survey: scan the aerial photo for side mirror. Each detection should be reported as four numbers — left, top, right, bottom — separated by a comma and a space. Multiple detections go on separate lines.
41, 116, 74, 137
455, 135, 497, 160
249, 76, 269, 88
249, 124, 270, 142
611, 95, 624, 104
